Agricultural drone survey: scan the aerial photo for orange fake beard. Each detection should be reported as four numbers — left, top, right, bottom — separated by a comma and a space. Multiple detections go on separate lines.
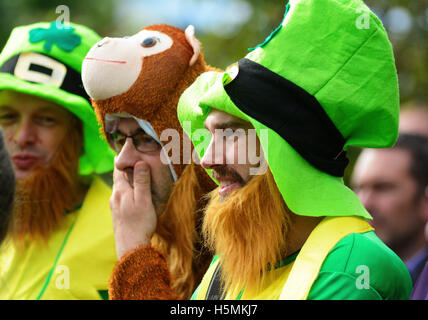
151, 162, 211, 299
11, 125, 83, 246
202, 168, 292, 297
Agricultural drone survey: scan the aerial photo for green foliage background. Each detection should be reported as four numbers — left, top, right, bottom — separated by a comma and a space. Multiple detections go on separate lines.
1, 0, 426, 104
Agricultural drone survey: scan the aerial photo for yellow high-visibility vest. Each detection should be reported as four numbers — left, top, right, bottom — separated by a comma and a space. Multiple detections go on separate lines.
195, 216, 373, 300
0, 176, 117, 300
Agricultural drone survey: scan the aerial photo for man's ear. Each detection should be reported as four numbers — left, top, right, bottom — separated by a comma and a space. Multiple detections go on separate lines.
185, 25, 201, 66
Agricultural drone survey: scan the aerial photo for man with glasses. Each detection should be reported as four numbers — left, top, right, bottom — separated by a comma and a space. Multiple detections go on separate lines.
82, 24, 216, 299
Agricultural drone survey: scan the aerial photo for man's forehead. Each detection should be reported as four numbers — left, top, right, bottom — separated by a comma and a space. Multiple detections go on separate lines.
0, 90, 65, 112
111, 117, 152, 137
116, 117, 141, 132
353, 149, 412, 183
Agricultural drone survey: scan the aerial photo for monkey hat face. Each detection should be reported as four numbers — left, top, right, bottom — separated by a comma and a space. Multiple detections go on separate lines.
82, 24, 208, 178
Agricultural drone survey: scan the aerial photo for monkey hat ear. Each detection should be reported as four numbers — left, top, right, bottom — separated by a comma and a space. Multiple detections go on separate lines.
185, 25, 200, 67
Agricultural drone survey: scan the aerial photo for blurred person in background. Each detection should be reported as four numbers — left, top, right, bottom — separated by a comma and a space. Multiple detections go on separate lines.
0, 21, 116, 299
352, 134, 428, 285
399, 101, 428, 137
0, 129, 15, 245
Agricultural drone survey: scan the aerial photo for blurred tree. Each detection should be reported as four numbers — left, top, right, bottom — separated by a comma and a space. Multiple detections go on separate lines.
365, 0, 428, 104
197, 0, 286, 69
1, 0, 426, 102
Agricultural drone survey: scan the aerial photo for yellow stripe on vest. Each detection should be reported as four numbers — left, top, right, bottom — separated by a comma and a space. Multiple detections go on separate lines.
279, 216, 373, 300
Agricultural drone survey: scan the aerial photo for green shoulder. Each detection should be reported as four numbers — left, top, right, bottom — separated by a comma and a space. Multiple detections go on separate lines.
308, 231, 412, 300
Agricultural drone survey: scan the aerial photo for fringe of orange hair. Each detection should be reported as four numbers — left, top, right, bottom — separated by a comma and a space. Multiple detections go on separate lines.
202, 168, 292, 298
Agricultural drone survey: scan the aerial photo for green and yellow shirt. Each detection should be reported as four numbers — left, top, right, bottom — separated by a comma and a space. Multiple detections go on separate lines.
193, 217, 412, 300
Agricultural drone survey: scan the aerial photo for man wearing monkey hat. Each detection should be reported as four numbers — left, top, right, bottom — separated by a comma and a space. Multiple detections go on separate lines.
0, 21, 117, 299
82, 24, 217, 299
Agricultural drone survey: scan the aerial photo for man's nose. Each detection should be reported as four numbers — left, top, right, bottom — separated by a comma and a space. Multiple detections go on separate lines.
201, 137, 225, 169
114, 137, 139, 171
15, 119, 37, 147
358, 189, 377, 213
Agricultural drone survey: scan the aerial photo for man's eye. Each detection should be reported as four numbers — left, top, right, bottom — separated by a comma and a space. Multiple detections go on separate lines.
138, 135, 157, 145
135, 133, 160, 151
36, 116, 56, 125
111, 133, 126, 144
0, 113, 18, 125
117, 137, 127, 145
224, 128, 236, 136
374, 184, 396, 192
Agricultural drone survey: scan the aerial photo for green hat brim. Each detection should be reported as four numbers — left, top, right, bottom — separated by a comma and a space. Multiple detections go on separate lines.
178, 71, 371, 219
0, 73, 114, 175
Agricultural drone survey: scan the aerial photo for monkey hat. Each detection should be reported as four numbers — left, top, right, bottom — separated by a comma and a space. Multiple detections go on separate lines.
82, 24, 214, 179
178, 0, 399, 219
81, 24, 217, 298
0, 21, 115, 175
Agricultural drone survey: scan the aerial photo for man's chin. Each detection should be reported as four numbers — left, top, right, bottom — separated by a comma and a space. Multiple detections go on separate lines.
218, 182, 242, 198
14, 168, 38, 180
13, 160, 48, 180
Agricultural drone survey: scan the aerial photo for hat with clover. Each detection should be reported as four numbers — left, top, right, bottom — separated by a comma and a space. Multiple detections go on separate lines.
0, 21, 114, 175
178, 0, 399, 219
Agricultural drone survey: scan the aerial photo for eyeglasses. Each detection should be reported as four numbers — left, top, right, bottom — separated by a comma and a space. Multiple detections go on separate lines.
106, 130, 160, 153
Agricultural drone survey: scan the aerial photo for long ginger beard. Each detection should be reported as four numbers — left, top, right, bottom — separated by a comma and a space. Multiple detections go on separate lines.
202, 168, 292, 297
11, 123, 83, 246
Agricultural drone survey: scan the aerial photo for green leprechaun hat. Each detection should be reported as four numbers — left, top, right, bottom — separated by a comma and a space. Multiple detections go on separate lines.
0, 21, 115, 175
178, 0, 400, 219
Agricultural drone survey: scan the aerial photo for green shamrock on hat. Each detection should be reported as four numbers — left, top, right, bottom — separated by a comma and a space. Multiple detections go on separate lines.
29, 21, 81, 52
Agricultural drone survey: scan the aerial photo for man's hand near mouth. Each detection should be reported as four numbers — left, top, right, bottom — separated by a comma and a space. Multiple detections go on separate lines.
110, 161, 157, 259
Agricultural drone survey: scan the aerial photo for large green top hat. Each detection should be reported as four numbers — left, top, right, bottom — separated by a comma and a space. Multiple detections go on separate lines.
0, 21, 114, 175
178, 0, 399, 219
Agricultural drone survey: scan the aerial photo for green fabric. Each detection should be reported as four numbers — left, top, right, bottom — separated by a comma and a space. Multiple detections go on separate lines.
35, 215, 77, 300
178, 0, 399, 218
307, 231, 412, 300
191, 231, 412, 300
191, 284, 200, 300
248, 2, 290, 51
97, 290, 109, 300
29, 22, 82, 52
0, 22, 114, 175
191, 255, 220, 300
